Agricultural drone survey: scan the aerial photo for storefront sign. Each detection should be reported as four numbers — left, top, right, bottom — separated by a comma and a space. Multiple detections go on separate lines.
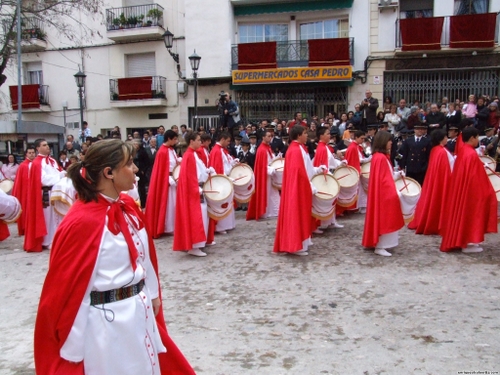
232, 66, 352, 85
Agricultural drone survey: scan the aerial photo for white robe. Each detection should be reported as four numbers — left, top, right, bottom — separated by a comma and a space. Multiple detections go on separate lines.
165, 148, 181, 234
193, 152, 210, 249
263, 152, 281, 219
315, 145, 342, 228
215, 146, 236, 232
60, 195, 166, 375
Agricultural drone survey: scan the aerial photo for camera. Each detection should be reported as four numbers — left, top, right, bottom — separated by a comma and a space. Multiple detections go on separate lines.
218, 91, 227, 102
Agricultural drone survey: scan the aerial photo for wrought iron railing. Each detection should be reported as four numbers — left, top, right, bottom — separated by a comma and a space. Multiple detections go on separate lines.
106, 4, 165, 31
1, 16, 46, 40
395, 13, 500, 49
39, 85, 49, 105
231, 38, 354, 69
109, 76, 166, 101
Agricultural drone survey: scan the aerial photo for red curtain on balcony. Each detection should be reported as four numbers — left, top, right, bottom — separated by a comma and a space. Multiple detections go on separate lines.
400, 17, 444, 51
118, 77, 153, 100
9, 84, 40, 110
450, 13, 497, 49
308, 38, 350, 67
238, 42, 277, 70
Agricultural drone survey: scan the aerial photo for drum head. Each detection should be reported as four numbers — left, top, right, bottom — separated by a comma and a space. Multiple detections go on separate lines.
172, 165, 181, 181
229, 164, 253, 186
311, 174, 340, 201
203, 175, 233, 202
333, 166, 360, 188
0, 179, 14, 195
480, 155, 497, 175
270, 157, 285, 170
395, 177, 421, 197
488, 174, 500, 202
360, 161, 371, 179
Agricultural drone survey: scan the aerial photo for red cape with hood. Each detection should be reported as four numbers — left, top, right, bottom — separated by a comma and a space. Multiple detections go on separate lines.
173, 147, 207, 250
440, 143, 498, 251
145, 145, 173, 238
34, 194, 195, 374
11, 159, 30, 236
246, 143, 273, 221
337, 140, 362, 214
408, 145, 452, 234
362, 152, 404, 248
273, 141, 312, 253
196, 146, 209, 167
207, 144, 227, 240
24, 155, 52, 252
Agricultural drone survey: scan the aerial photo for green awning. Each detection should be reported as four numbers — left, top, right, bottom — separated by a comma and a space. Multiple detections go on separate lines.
234, 0, 354, 16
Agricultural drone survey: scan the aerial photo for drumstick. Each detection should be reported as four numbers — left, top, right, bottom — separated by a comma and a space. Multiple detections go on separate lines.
336, 174, 349, 180
203, 190, 220, 194
361, 172, 370, 175
275, 167, 284, 170
485, 165, 500, 177
317, 191, 334, 197
233, 175, 248, 182
399, 174, 410, 193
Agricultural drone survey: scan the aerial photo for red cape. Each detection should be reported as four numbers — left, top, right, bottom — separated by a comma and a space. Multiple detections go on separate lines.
273, 142, 312, 253
34, 194, 195, 374
173, 147, 207, 250
145, 145, 172, 238
345, 141, 362, 173
207, 144, 227, 241
196, 147, 209, 167
455, 133, 463, 156
362, 153, 404, 248
313, 141, 328, 167
246, 143, 273, 221
11, 159, 30, 236
24, 155, 47, 252
440, 143, 498, 251
408, 145, 452, 234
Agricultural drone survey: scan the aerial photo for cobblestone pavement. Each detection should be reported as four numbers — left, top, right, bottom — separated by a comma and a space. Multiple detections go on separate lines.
0, 212, 499, 375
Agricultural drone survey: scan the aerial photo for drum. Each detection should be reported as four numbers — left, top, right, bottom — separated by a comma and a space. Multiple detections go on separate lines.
0, 190, 21, 223
479, 155, 497, 175
0, 179, 14, 195
203, 175, 234, 220
51, 177, 78, 216
332, 166, 359, 207
395, 176, 421, 223
311, 173, 340, 220
488, 173, 500, 202
269, 157, 285, 190
229, 164, 255, 203
360, 161, 371, 192
172, 164, 181, 182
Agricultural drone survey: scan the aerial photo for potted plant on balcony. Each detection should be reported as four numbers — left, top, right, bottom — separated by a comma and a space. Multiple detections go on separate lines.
147, 8, 163, 26
34, 28, 46, 41
127, 16, 138, 27
112, 18, 120, 30
138, 15, 145, 27
119, 13, 127, 29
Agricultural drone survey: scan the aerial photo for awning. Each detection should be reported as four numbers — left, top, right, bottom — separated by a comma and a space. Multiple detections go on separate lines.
234, 0, 354, 16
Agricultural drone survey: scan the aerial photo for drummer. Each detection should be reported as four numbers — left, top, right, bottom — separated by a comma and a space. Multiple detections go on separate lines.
344, 130, 371, 214
313, 126, 346, 229
145, 130, 181, 238
246, 130, 280, 221
0, 189, 21, 241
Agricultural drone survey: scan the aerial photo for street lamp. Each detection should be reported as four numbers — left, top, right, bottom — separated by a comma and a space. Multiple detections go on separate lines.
162, 29, 179, 63
189, 50, 201, 130
74, 70, 86, 143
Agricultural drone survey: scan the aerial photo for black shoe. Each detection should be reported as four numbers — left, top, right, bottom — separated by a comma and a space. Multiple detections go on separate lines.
242, 207, 248, 211
235, 207, 242, 211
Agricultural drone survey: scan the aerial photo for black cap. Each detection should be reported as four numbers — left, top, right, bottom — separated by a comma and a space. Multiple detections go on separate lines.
368, 123, 379, 130
265, 124, 275, 131
234, 135, 242, 140
241, 136, 250, 144
282, 134, 289, 139
414, 123, 428, 129
249, 134, 257, 139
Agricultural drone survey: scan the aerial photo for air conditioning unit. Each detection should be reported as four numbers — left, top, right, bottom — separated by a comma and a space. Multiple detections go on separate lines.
177, 81, 187, 94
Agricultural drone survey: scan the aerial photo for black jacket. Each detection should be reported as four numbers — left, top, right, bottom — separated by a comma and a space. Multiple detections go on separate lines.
399, 135, 431, 174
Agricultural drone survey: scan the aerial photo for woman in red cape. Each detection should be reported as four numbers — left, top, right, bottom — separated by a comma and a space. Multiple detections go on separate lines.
11, 147, 34, 235
362, 131, 405, 257
440, 126, 498, 253
34, 139, 195, 375
408, 129, 455, 234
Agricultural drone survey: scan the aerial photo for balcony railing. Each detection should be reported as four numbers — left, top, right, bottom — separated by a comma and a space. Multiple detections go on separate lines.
106, 4, 164, 31
9, 84, 49, 110
231, 38, 354, 70
109, 76, 166, 101
1, 16, 46, 41
395, 13, 500, 49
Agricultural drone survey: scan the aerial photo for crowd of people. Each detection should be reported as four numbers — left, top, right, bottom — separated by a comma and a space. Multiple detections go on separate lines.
0, 89, 499, 373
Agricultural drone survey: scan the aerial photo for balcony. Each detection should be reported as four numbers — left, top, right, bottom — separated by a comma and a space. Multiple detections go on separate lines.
106, 4, 165, 42
395, 13, 500, 52
109, 76, 167, 108
231, 38, 354, 70
9, 84, 49, 111
1, 16, 47, 52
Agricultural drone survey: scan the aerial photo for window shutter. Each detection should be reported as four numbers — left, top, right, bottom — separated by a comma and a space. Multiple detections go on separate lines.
126, 53, 156, 77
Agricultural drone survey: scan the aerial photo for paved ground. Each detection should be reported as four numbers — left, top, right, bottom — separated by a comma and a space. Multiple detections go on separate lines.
0, 212, 499, 375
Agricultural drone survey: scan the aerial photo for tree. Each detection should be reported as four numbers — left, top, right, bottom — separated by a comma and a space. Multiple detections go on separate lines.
0, 0, 104, 87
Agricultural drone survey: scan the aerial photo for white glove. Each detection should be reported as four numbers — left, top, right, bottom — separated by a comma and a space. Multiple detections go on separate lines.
229, 177, 235, 183
168, 176, 177, 187
361, 155, 372, 164
177, 157, 182, 163
199, 187, 203, 194
315, 165, 328, 174
393, 170, 404, 181
267, 166, 276, 176
276, 152, 283, 159
341, 160, 348, 166
232, 158, 240, 166
310, 183, 318, 195
208, 167, 216, 175
484, 163, 490, 169
59, 170, 67, 178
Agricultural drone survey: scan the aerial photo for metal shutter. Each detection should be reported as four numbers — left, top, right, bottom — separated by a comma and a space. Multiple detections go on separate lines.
126, 53, 156, 77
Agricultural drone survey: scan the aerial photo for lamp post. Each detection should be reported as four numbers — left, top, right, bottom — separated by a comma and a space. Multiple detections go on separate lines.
74, 70, 86, 143
188, 50, 201, 130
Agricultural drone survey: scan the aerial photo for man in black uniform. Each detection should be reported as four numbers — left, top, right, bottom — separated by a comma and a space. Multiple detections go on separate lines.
398, 123, 431, 186
446, 123, 460, 154
480, 126, 499, 158
237, 136, 255, 170
132, 139, 151, 208
267, 124, 285, 156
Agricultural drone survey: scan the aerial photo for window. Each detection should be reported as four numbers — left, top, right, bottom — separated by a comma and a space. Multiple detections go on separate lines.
299, 19, 349, 40
399, 0, 433, 18
239, 24, 288, 43
126, 52, 155, 77
25, 61, 43, 84
454, 0, 489, 14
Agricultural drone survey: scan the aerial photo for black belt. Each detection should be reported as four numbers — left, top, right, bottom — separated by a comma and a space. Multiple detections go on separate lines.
90, 279, 145, 306
42, 186, 52, 208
